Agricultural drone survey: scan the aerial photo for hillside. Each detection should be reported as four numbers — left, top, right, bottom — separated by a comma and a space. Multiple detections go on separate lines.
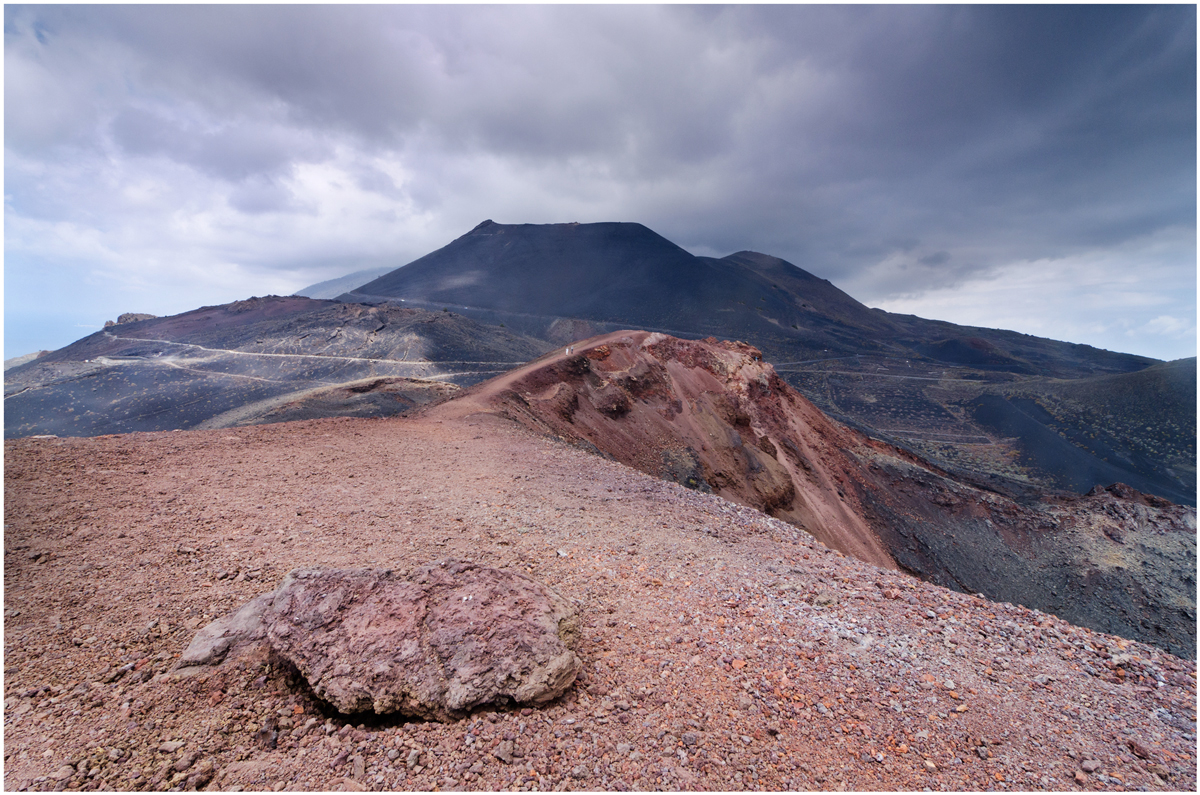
984, 358, 1197, 502
5, 410, 1196, 792
427, 331, 1196, 659
4, 297, 551, 438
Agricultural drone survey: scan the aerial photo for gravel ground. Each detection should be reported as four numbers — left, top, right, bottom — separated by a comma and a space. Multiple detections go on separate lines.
4, 413, 1196, 791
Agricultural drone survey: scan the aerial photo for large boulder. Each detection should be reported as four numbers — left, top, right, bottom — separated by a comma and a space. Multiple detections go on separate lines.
180, 560, 582, 721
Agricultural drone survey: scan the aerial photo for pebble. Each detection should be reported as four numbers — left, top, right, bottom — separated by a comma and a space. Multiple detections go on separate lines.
50, 765, 76, 781
173, 751, 199, 773
1081, 759, 1101, 773
158, 741, 185, 754
924, 760, 937, 772
493, 740, 515, 764
1127, 739, 1152, 759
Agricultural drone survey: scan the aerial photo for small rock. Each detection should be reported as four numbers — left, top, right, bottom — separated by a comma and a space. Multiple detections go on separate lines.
158, 741, 185, 754
338, 778, 367, 791
50, 765, 76, 781
406, 749, 421, 768
1074, 770, 1088, 785
173, 751, 199, 773
255, 718, 278, 750
178, 593, 273, 667
386, 749, 399, 761
493, 739, 515, 764
1081, 759, 1101, 773
942, 680, 956, 690
924, 760, 937, 773
814, 592, 838, 607
186, 759, 216, 790
682, 732, 699, 746
351, 755, 365, 781
976, 746, 988, 760
1127, 739, 1152, 759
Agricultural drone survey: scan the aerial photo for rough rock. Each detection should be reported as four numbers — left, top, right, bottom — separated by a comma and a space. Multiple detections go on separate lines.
117, 313, 157, 324
493, 740, 515, 764
178, 593, 272, 666
185, 560, 581, 720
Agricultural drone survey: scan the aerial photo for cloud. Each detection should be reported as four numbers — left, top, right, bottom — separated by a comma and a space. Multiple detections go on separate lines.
4, 5, 1195, 360
869, 226, 1197, 361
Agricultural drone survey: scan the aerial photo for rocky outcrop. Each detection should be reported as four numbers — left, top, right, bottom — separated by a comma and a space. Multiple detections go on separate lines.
439, 330, 902, 571
180, 560, 582, 720
104, 313, 157, 327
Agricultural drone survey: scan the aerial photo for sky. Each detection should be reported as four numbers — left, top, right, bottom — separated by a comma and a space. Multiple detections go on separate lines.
4, 4, 1196, 361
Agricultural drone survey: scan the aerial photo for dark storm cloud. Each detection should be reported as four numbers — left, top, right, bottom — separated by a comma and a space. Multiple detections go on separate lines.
4, 4, 1195, 360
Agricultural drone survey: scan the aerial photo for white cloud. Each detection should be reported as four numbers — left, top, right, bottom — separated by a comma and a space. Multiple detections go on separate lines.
870, 228, 1197, 361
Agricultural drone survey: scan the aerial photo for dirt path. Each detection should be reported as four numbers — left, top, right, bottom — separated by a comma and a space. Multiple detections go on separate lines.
4, 412, 1195, 792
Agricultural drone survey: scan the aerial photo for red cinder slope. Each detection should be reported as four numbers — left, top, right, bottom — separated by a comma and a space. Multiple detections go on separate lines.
431, 330, 899, 570
430, 331, 1196, 658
